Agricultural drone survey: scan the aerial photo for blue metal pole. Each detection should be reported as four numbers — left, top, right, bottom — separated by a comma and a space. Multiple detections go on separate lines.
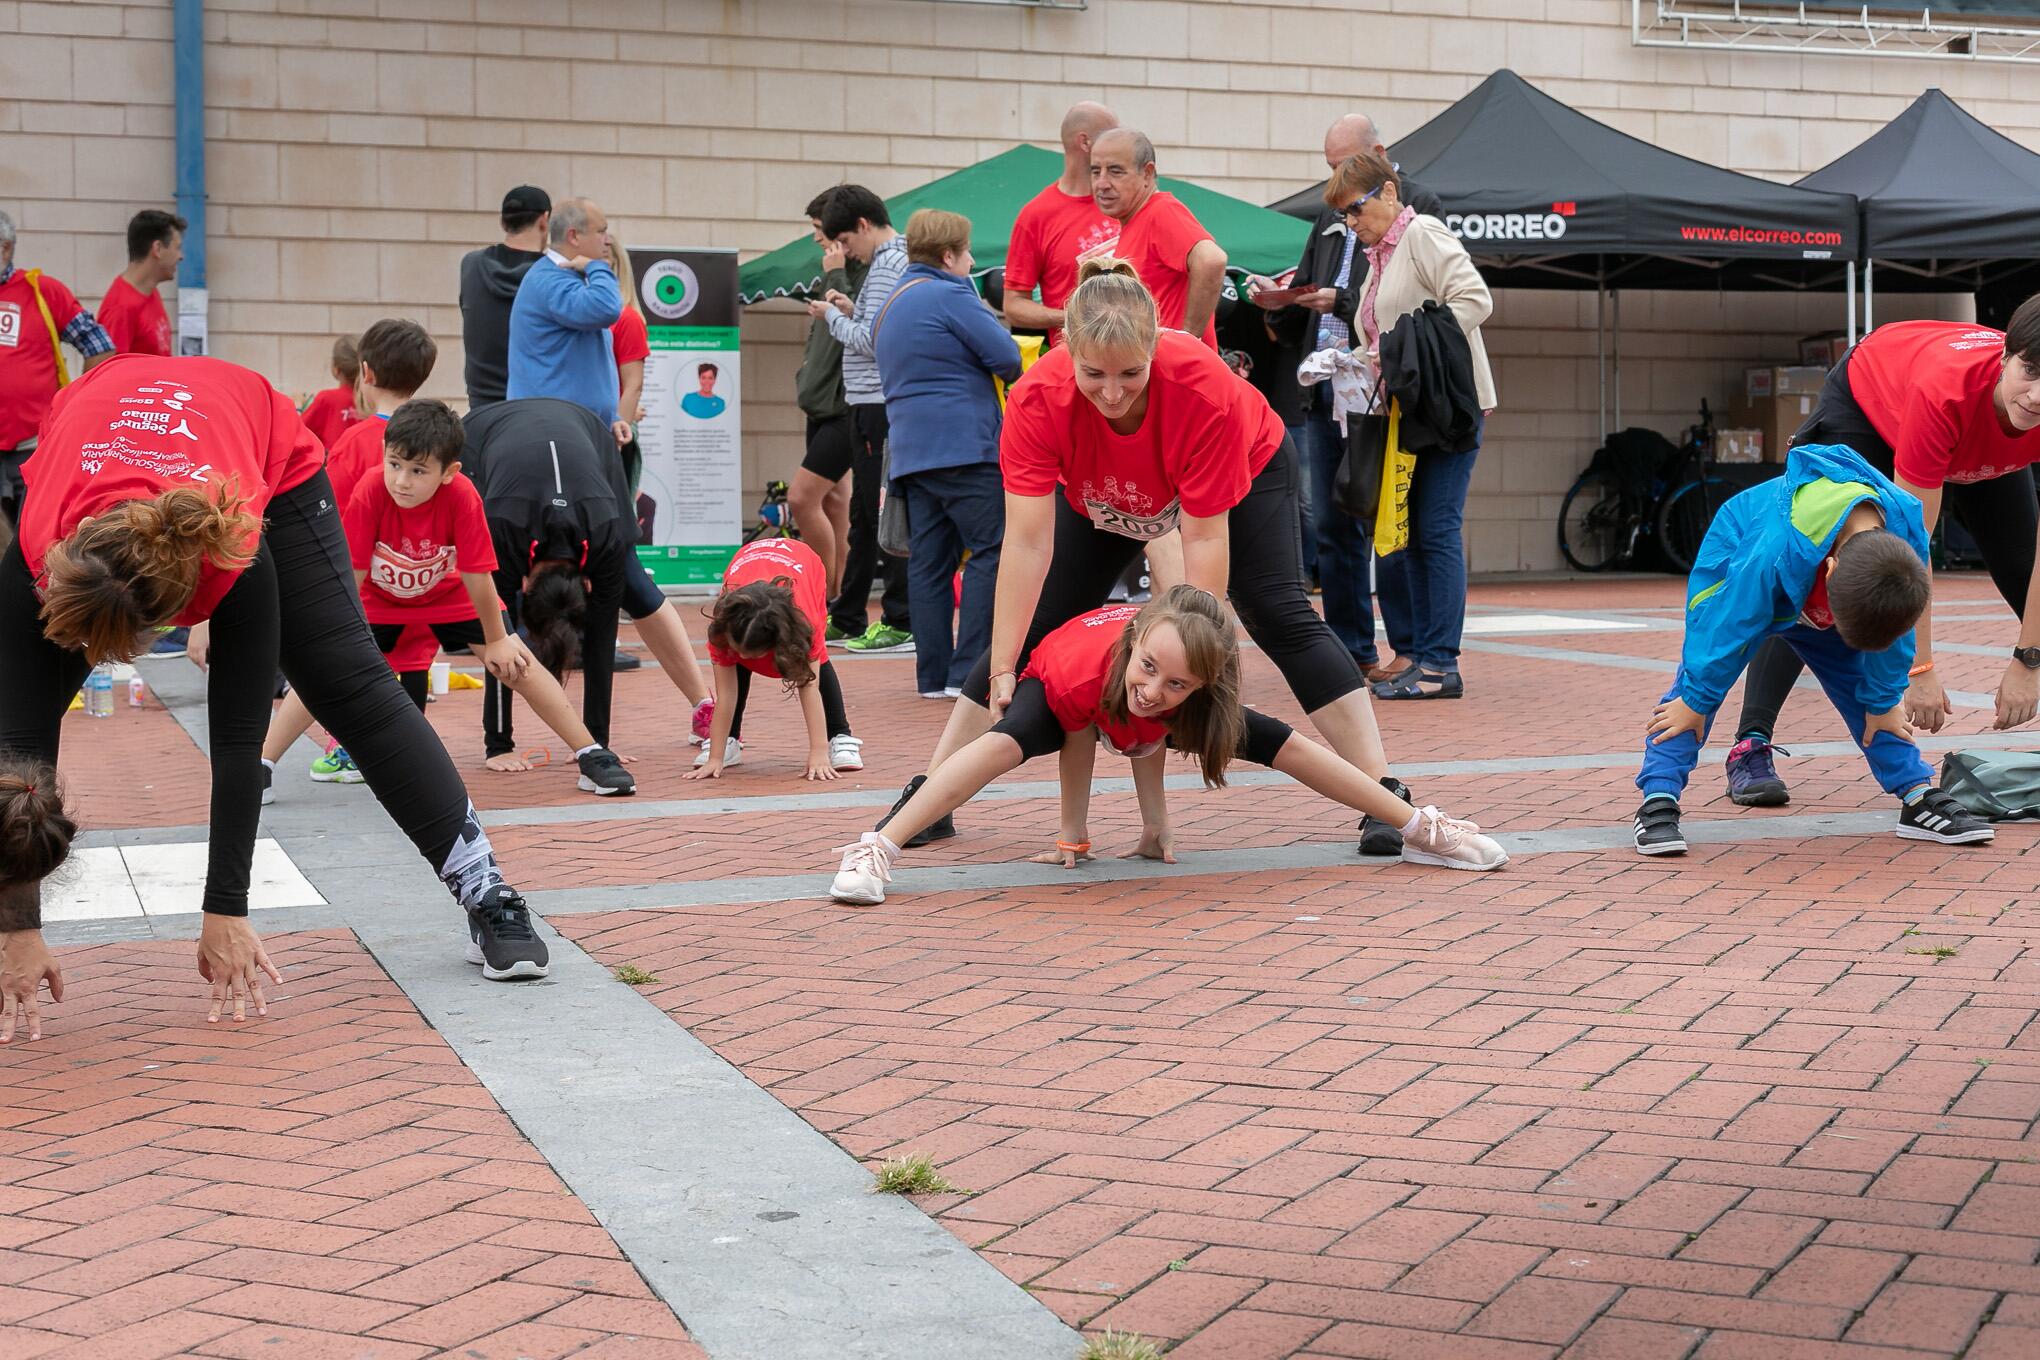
173, 0, 204, 291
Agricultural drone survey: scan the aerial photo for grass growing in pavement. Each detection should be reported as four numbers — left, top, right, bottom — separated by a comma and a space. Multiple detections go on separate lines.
870, 1153, 956, 1195
1906, 946, 1960, 959
612, 964, 661, 985
1078, 1332, 1163, 1360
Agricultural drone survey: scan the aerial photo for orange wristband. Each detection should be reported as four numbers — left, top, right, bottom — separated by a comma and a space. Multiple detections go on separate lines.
1908, 661, 1935, 677
1055, 839, 1091, 854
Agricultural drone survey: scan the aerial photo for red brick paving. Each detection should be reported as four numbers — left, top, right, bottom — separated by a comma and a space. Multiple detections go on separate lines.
0, 932, 706, 1360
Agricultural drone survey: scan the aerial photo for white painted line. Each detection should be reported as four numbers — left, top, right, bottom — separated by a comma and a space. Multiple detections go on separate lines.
118, 838, 326, 918
41, 847, 145, 922
1455, 612, 1647, 635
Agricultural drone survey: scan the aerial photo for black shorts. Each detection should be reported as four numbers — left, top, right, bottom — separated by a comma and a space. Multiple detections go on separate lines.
369, 615, 497, 658
800, 413, 856, 482
0, 445, 31, 525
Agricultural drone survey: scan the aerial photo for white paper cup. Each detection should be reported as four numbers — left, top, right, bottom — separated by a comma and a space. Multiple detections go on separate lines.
429, 661, 452, 696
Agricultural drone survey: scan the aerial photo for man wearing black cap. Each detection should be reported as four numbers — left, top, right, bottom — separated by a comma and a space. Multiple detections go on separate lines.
460, 186, 550, 409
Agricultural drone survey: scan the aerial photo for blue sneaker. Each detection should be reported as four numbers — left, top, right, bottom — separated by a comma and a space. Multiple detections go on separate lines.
1725, 737, 1788, 807
149, 627, 190, 658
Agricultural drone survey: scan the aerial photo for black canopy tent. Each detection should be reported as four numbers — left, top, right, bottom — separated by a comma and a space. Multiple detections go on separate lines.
1795, 88, 2040, 330
1267, 70, 1863, 436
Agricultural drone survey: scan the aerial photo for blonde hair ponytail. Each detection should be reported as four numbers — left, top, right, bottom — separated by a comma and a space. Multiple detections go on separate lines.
40, 484, 260, 663
1064, 258, 1158, 359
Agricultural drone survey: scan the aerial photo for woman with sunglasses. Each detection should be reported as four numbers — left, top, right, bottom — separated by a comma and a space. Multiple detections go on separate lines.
878, 258, 1420, 858
1328, 151, 1495, 702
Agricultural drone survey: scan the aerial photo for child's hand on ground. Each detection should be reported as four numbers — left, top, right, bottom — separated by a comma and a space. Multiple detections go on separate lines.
484, 752, 533, 773
1030, 837, 1092, 868
1121, 827, 1176, 864
481, 636, 534, 683
803, 749, 840, 781
1863, 705, 1915, 746
683, 762, 724, 781
1994, 660, 2039, 730
1906, 668, 1952, 733
1647, 696, 1707, 745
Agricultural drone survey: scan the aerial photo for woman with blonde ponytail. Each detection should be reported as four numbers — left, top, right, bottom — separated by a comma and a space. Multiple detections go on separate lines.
877, 258, 1423, 859
0, 356, 549, 1043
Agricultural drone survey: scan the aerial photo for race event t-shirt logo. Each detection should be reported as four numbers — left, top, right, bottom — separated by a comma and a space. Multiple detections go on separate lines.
1080, 477, 1180, 541
368, 539, 456, 598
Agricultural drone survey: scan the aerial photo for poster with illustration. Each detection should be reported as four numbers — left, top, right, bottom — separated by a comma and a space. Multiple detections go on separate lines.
628, 246, 741, 586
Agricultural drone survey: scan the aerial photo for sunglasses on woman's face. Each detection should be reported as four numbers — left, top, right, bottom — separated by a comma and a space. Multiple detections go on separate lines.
1340, 184, 1385, 219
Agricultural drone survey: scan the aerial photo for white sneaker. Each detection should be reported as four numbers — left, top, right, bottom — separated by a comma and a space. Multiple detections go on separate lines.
943, 686, 961, 699
829, 734, 864, 771
919, 690, 951, 700
1399, 806, 1509, 872
693, 737, 743, 769
831, 831, 898, 905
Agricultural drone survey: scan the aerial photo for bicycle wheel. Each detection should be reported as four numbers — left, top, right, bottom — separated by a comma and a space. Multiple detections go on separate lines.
1656, 477, 1734, 574
1558, 470, 1636, 572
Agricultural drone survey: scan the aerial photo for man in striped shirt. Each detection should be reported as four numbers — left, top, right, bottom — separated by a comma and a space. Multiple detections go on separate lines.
807, 185, 912, 653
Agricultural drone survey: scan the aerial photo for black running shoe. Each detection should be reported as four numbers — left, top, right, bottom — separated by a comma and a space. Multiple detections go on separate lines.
613, 648, 642, 672
876, 774, 954, 848
1359, 776, 1411, 856
575, 747, 636, 797
1897, 788, 1995, 845
464, 886, 550, 980
1634, 799, 1687, 856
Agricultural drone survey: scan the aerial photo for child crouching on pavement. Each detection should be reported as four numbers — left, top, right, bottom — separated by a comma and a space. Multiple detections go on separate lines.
1634, 443, 1991, 855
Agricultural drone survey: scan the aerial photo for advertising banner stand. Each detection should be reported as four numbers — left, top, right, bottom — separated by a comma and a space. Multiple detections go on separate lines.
628, 246, 741, 587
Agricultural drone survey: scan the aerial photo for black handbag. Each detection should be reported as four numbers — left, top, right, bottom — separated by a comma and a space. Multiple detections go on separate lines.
1333, 391, 1390, 521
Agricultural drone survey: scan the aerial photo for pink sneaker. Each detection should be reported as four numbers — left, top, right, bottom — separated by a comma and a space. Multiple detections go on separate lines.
691, 697, 714, 746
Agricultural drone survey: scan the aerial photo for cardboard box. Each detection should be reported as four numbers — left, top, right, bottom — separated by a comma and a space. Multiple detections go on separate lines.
1713, 428, 1764, 463
1728, 394, 1816, 462
1799, 333, 1848, 368
1744, 365, 1828, 401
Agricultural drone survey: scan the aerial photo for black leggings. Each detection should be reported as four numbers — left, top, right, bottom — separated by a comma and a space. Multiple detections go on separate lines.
961, 436, 1365, 716
0, 471, 497, 917
724, 660, 850, 742
992, 677, 1295, 768
1736, 355, 2038, 740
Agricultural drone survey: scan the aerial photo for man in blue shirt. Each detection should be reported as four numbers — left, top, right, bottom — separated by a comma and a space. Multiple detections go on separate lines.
507, 197, 626, 446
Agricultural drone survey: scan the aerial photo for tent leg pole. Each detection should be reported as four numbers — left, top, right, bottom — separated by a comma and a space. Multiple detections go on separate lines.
1846, 260, 1857, 349
1596, 268, 1607, 442
1612, 288, 1622, 433
1864, 258, 1874, 333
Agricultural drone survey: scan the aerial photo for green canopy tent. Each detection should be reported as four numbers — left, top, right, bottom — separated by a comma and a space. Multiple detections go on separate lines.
737, 143, 1311, 303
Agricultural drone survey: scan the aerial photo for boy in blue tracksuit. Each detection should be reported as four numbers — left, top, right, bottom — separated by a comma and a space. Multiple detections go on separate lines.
1635, 444, 1992, 854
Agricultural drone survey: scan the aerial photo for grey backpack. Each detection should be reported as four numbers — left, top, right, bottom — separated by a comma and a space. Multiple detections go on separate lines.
1939, 749, 2040, 820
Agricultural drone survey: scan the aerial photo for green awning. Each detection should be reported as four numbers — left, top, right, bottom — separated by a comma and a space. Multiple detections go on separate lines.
737, 144, 1311, 303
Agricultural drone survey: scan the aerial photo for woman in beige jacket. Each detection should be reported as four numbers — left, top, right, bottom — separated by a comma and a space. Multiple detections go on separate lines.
1325, 151, 1494, 700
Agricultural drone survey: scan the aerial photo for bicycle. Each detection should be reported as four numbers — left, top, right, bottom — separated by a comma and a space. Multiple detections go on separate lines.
1558, 402, 1734, 575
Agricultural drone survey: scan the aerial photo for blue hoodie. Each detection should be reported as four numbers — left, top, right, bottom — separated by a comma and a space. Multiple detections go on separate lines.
1678, 444, 1929, 716
872, 263, 1023, 479
506, 255, 622, 426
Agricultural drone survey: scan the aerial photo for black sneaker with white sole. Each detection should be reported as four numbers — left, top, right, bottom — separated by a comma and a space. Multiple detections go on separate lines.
876, 774, 954, 848
1896, 788, 1995, 845
575, 747, 636, 796
1359, 776, 1412, 856
464, 885, 550, 980
1634, 799, 1688, 856
260, 763, 275, 807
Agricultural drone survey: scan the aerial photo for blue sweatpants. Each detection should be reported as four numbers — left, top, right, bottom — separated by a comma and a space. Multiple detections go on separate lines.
1637, 622, 1933, 801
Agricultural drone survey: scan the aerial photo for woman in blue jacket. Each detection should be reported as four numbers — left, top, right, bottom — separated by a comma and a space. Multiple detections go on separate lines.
872, 209, 1024, 698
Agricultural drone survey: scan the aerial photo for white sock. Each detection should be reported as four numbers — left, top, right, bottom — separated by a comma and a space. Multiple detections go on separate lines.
574, 743, 600, 759
1399, 807, 1425, 836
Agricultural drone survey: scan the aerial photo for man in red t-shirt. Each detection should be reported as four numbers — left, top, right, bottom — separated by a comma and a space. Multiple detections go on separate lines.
1089, 129, 1227, 349
1004, 101, 1122, 348
97, 210, 185, 359
0, 210, 117, 541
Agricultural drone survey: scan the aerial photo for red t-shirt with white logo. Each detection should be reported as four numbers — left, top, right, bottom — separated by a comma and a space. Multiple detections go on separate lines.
1001, 329, 1284, 538
1846, 321, 2040, 489
1005, 183, 1121, 348
0, 269, 92, 450
301, 384, 359, 451
1111, 191, 1218, 350
1023, 604, 1170, 756
20, 355, 324, 623
95, 276, 173, 357
707, 538, 829, 678
324, 415, 387, 511
345, 470, 497, 625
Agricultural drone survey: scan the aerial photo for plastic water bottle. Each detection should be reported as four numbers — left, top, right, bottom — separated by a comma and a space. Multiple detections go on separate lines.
84, 665, 115, 718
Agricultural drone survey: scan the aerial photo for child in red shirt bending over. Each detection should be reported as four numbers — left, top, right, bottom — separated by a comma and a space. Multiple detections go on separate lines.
831, 586, 1508, 904
350, 401, 633, 795
300, 334, 362, 451
686, 539, 864, 782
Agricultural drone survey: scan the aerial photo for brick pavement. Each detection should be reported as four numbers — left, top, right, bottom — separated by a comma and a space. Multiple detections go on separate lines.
18, 576, 2040, 1359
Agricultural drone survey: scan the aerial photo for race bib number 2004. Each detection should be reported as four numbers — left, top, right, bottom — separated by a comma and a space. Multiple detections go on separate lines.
1082, 495, 1181, 541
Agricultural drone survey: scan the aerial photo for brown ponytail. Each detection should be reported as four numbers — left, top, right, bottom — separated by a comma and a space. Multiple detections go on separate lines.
0, 758, 76, 890
40, 484, 260, 663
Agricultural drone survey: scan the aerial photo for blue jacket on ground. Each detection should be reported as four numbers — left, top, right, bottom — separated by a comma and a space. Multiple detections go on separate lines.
1677, 443, 1929, 717
872, 263, 1023, 479
507, 255, 623, 426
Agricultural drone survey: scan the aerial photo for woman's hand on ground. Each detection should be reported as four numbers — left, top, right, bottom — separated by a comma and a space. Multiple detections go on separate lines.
1905, 668, 1951, 733
1121, 827, 1176, 864
1994, 660, 2039, 730
196, 915, 281, 1025
803, 750, 840, 781
480, 636, 534, 683
1646, 696, 1707, 746
1863, 705, 1916, 747
0, 930, 64, 1044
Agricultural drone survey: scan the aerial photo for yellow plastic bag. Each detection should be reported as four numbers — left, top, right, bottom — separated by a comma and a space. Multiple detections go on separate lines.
995, 334, 1045, 410
1373, 399, 1417, 556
